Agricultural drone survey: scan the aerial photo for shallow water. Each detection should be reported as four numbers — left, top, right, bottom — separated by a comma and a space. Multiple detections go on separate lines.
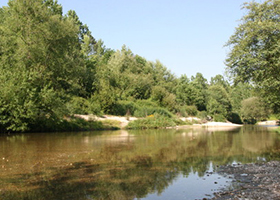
0, 126, 280, 199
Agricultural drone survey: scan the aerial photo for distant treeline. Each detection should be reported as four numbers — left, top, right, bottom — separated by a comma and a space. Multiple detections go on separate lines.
0, 0, 278, 133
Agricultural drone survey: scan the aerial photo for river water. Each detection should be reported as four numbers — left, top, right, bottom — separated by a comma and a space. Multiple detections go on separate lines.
0, 126, 280, 200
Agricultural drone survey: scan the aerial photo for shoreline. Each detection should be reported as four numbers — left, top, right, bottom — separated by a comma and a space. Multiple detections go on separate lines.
210, 161, 280, 200
74, 114, 244, 130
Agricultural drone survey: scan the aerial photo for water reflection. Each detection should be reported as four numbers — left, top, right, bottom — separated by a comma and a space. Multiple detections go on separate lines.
0, 126, 280, 199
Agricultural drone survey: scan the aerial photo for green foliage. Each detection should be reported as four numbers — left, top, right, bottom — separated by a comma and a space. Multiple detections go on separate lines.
210, 75, 230, 91
225, 0, 280, 112
100, 119, 121, 130
197, 111, 208, 122
229, 83, 253, 113
110, 100, 138, 116
175, 75, 191, 105
161, 93, 177, 112
29, 117, 104, 132
189, 73, 208, 111
2, 0, 274, 132
240, 97, 269, 124
66, 96, 101, 115
0, 0, 84, 132
227, 112, 243, 124
134, 106, 173, 118
133, 100, 173, 118
213, 114, 226, 122
177, 105, 198, 117
185, 105, 198, 116
206, 85, 232, 119
127, 114, 177, 129
66, 96, 90, 115
268, 114, 280, 120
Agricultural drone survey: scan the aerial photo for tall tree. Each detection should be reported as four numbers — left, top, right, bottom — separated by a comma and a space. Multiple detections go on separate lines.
210, 74, 230, 92
225, 0, 280, 112
207, 85, 232, 119
189, 73, 208, 111
0, 0, 84, 131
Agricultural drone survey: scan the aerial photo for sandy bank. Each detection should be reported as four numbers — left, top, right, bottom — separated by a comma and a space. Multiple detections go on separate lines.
257, 120, 279, 126
201, 122, 242, 127
74, 114, 243, 130
74, 114, 137, 128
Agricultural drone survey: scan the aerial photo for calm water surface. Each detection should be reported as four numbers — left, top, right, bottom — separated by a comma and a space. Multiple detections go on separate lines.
0, 126, 280, 200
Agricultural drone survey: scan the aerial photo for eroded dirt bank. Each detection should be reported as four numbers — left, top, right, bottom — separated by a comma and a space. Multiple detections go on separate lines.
210, 161, 280, 200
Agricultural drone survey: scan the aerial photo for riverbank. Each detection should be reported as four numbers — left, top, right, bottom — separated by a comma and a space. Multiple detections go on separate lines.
74, 114, 243, 130
210, 161, 280, 200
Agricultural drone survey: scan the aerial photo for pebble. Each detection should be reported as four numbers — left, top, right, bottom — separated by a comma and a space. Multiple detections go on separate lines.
211, 161, 280, 200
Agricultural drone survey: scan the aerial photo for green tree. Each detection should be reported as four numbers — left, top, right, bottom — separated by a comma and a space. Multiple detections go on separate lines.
229, 82, 253, 113
151, 60, 177, 94
240, 97, 269, 124
189, 73, 208, 111
0, 0, 84, 132
207, 85, 232, 120
210, 74, 230, 92
175, 74, 192, 105
225, 0, 280, 112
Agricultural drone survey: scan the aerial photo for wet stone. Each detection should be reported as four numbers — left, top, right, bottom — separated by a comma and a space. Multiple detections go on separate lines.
210, 161, 280, 200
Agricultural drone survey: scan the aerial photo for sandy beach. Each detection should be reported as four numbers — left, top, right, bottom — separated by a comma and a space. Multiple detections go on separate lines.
74, 114, 244, 129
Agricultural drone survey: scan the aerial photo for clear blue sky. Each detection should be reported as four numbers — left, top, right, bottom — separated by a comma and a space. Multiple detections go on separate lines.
1, 0, 263, 80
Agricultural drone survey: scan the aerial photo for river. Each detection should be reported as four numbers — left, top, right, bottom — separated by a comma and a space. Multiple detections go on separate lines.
0, 125, 280, 199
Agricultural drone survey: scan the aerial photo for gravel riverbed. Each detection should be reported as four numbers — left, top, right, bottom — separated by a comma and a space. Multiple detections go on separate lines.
208, 161, 280, 200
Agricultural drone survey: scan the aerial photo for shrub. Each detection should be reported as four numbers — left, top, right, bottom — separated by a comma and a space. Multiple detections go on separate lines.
132, 99, 173, 118
134, 106, 173, 118
66, 96, 90, 115
87, 97, 102, 115
197, 111, 208, 121
185, 105, 198, 116
240, 97, 269, 124
110, 100, 138, 116
268, 114, 280, 120
101, 119, 121, 130
30, 117, 104, 132
228, 112, 242, 124
275, 127, 280, 134
66, 96, 102, 115
127, 114, 176, 129
177, 105, 198, 117
135, 99, 159, 107
213, 114, 226, 122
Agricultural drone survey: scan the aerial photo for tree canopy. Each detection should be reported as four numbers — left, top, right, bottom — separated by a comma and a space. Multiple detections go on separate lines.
1, 0, 278, 132
225, 0, 280, 111
0, 0, 85, 131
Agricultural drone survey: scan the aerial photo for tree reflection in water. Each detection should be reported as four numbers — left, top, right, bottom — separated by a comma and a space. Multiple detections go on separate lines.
0, 126, 280, 199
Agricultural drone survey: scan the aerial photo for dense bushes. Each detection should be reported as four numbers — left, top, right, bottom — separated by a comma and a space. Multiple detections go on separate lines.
1, 0, 277, 133
109, 100, 173, 118
110, 100, 137, 116
240, 97, 269, 124
213, 114, 226, 122
66, 97, 99, 115
28, 116, 122, 133
177, 105, 198, 117
127, 114, 177, 129
28, 117, 104, 132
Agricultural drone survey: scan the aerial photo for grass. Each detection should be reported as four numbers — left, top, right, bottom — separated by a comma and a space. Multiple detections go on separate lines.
275, 127, 280, 134
127, 114, 187, 129
27, 116, 121, 133
101, 119, 122, 130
